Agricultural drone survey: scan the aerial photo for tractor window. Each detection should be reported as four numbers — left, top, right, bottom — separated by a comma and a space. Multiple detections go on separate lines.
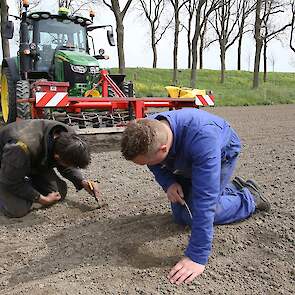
35, 18, 87, 50
33, 18, 87, 71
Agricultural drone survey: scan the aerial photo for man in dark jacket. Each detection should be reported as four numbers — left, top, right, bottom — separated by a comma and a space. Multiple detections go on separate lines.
0, 119, 99, 218
121, 108, 270, 285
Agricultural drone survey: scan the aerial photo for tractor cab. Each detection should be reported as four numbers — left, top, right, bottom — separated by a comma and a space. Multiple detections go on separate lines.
27, 13, 90, 75
24, 11, 115, 95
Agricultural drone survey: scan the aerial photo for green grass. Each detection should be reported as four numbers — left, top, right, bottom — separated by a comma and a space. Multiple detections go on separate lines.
113, 68, 295, 106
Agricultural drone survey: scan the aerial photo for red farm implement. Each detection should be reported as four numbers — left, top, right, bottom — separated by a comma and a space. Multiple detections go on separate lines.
19, 70, 215, 130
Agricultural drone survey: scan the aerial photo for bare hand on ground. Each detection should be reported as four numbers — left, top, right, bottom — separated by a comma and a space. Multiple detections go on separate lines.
39, 192, 61, 206
168, 257, 205, 285
167, 183, 185, 204
81, 180, 100, 199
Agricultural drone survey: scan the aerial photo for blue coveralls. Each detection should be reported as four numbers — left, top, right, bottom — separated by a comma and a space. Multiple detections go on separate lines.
148, 109, 256, 265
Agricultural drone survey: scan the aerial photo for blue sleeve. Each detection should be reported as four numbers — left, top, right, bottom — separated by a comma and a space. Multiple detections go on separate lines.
184, 127, 221, 265
148, 164, 176, 192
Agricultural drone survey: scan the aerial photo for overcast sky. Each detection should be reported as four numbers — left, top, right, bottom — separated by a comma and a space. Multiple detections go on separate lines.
3, 0, 295, 73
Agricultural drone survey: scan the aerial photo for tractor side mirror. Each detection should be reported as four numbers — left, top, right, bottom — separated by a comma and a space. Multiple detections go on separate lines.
107, 29, 115, 46
3, 21, 14, 39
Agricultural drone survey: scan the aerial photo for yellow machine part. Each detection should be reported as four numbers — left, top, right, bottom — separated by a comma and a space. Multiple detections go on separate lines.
1, 73, 9, 123
165, 86, 206, 98
84, 89, 101, 97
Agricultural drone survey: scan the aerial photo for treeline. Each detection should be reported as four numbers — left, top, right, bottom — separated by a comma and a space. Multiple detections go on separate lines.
1, 0, 295, 90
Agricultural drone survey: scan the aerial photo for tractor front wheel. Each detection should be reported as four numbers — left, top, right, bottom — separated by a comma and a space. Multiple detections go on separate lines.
16, 80, 31, 119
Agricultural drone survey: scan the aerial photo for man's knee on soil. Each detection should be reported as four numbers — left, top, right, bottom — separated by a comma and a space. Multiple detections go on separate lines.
2, 204, 31, 218
57, 179, 68, 200
171, 203, 191, 226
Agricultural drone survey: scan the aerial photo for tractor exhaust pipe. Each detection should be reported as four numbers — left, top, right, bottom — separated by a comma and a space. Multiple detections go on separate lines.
19, 3, 31, 79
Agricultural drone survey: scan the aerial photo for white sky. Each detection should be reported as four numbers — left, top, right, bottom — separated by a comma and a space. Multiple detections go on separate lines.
2, 0, 295, 72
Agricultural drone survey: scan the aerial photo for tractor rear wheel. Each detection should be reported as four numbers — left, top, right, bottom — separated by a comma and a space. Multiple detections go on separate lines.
121, 81, 135, 97
16, 80, 31, 119
121, 81, 135, 120
0, 67, 17, 123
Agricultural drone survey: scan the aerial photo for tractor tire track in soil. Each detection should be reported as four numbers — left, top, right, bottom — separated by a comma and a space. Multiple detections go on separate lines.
0, 105, 294, 294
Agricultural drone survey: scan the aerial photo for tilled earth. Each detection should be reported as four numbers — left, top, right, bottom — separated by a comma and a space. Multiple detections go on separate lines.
0, 105, 294, 295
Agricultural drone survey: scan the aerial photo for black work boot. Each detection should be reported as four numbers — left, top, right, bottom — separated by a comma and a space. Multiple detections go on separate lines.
232, 176, 271, 212
232, 176, 259, 191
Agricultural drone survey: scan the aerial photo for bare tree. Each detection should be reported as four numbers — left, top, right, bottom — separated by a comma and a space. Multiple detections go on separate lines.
199, 10, 209, 70
263, 1, 290, 81
182, 0, 196, 68
290, 0, 295, 53
263, 29, 290, 82
209, 0, 241, 83
253, 0, 290, 88
246, 50, 251, 71
190, 0, 220, 88
269, 52, 275, 72
59, 0, 99, 15
190, 0, 206, 87
199, 0, 220, 69
139, 0, 172, 68
102, 0, 134, 74
0, 0, 10, 58
253, 0, 263, 88
169, 0, 189, 85
236, 0, 255, 70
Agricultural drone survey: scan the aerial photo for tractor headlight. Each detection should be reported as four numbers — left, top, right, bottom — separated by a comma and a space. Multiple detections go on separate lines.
89, 66, 100, 74
70, 64, 87, 74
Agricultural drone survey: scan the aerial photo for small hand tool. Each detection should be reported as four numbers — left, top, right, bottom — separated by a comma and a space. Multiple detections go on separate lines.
183, 200, 193, 220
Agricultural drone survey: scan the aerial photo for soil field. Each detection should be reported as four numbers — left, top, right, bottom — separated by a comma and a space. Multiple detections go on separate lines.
0, 105, 294, 295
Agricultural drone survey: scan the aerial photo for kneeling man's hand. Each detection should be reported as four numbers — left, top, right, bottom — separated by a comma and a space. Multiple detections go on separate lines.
39, 192, 61, 205
81, 180, 100, 199
167, 183, 185, 205
168, 257, 205, 285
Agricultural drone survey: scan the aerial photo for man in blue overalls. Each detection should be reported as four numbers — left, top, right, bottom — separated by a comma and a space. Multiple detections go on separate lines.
121, 108, 270, 285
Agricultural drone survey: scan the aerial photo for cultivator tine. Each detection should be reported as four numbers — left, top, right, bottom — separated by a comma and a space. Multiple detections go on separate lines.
51, 111, 130, 128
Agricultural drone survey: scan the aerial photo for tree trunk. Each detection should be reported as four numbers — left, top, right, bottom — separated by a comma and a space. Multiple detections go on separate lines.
186, 4, 193, 69
253, 0, 262, 89
253, 40, 262, 88
237, 30, 243, 70
1, 0, 10, 59
172, 9, 180, 85
191, 1, 205, 88
237, 17, 245, 71
107, 0, 133, 75
263, 39, 267, 82
220, 45, 225, 83
151, 26, 157, 68
187, 23, 192, 69
199, 40, 203, 69
199, 23, 206, 70
116, 20, 125, 74
190, 26, 200, 88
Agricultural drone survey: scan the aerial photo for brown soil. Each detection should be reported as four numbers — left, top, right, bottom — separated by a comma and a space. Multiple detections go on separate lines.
0, 105, 294, 294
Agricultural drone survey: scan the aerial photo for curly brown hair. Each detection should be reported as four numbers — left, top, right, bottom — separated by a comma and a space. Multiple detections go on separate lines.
121, 119, 167, 160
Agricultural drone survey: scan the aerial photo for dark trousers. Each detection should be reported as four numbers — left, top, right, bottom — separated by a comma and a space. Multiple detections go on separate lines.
0, 169, 67, 218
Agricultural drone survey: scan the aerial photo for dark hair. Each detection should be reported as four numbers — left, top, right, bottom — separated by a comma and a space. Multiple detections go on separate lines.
53, 132, 90, 168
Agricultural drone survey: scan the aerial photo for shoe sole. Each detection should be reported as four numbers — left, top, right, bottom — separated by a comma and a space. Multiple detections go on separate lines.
233, 176, 260, 191
233, 177, 271, 212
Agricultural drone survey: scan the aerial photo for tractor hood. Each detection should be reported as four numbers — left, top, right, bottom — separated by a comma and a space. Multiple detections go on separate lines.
55, 50, 100, 66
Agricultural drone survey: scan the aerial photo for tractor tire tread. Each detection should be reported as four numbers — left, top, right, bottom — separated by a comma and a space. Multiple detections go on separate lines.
16, 80, 31, 119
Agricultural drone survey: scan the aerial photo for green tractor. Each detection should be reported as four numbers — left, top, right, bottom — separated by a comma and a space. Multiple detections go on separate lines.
1, 1, 133, 125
